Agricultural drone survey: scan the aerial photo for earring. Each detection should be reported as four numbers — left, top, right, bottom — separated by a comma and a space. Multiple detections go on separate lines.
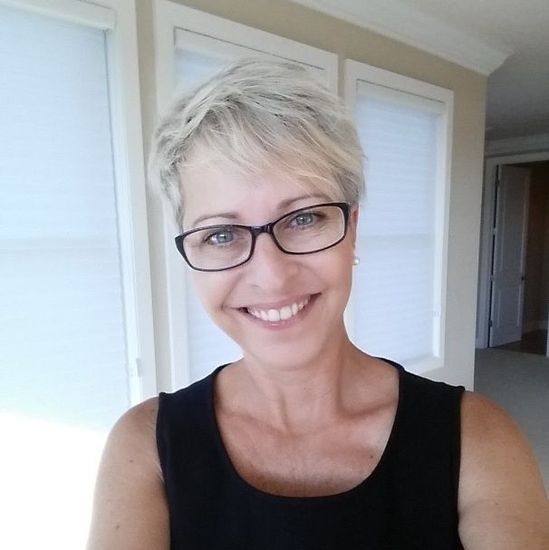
353, 256, 360, 266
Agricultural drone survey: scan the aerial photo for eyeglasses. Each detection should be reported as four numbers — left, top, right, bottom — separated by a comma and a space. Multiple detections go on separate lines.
175, 202, 350, 272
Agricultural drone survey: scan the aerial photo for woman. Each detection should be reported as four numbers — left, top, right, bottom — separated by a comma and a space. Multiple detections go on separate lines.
87, 59, 549, 549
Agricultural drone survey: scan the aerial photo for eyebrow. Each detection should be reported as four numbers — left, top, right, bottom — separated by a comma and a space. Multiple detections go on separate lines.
191, 211, 239, 228
189, 193, 330, 228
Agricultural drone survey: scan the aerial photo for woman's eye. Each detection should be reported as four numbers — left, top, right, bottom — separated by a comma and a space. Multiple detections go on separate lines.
205, 229, 234, 245
291, 212, 316, 227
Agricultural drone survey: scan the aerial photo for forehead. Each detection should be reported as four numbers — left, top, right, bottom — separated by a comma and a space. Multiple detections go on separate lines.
180, 157, 336, 227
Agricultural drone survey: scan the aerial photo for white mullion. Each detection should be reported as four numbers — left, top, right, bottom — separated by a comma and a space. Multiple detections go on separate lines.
432, 100, 453, 364
153, 0, 193, 390
344, 75, 359, 342
102, 0, 158, 401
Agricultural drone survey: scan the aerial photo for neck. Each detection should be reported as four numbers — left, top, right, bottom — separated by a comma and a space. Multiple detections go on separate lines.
226, 331, 370, 434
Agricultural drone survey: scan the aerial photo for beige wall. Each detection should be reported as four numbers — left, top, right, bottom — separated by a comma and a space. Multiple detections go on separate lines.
137, 0, 487, 389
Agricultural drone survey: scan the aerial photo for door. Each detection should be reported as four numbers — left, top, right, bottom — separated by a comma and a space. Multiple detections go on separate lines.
489, 165, 530, 347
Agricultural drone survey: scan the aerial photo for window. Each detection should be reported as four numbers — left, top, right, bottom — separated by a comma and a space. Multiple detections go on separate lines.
153, 1, 337, 385
344, 60, 453, 373
0, 1, 154, 547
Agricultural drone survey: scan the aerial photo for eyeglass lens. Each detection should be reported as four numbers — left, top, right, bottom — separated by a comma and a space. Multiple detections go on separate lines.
182, 204, 346, 271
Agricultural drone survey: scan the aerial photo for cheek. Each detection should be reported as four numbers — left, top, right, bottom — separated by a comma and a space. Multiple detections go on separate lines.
309, 244, 354, 290
329, 244, 355, 293
191, 273, 230, 315
331, 238, 355, 271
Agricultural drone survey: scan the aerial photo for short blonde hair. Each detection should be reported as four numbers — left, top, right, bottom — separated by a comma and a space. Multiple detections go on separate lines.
148, 58, 365, 228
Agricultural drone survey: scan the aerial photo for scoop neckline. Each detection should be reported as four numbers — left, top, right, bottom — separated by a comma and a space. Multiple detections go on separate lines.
206, 361, 404, 502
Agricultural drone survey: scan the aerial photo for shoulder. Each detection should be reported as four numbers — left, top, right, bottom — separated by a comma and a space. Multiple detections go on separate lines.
458, 391, 546, 492
116, 396, 159, 432
97, 395, 162, 483
459, 391, 541, 475
87, 398, 169, 550
458, 391, 549, 548
107, 397, 160, 466
460, 390, 519, 440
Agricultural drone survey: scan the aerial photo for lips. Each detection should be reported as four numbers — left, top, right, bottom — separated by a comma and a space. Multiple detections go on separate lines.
246, 296, 311, 323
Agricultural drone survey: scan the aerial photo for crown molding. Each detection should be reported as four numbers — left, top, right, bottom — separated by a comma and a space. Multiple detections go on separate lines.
485, 133, 549, 157
290, 0, 512, 75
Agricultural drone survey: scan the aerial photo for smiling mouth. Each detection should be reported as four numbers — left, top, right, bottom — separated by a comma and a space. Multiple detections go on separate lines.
242, 295, 314, 323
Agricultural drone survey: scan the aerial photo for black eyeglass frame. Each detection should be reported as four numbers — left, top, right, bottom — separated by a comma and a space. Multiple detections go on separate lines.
175, 202, 351, 272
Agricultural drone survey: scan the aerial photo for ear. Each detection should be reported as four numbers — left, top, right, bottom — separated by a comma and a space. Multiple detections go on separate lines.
350, 203, 359, 226
349, 203, 359, 245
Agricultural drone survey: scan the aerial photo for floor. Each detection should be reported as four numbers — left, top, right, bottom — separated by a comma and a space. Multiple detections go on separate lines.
475, 348, 549, 494
494, 329, 548, 355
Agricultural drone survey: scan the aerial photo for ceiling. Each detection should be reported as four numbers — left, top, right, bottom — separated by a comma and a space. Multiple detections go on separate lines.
292, 0, 549, 142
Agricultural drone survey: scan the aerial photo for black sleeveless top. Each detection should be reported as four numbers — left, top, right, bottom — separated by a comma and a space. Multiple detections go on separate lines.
157, 361, 465, 549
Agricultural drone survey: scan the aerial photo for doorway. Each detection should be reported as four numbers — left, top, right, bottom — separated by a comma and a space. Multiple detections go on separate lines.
475, 153, 549, 492
477, 154, 549, 357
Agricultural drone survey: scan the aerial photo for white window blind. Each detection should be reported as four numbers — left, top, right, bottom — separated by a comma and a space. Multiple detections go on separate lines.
0, 3, 131, 548
175, 47, 227, 91
163, 18, 337, 384
174, 29, 327, 90
347, 72, 451, 373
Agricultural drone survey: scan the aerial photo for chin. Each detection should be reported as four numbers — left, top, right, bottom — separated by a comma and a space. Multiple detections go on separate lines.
240, 323, 346, 372
244, 343, 325, 371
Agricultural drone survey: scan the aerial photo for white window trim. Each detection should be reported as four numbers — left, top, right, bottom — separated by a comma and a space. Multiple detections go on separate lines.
100, 0, 157, 401
152, 0, 338, 390
0, 0, 115, 28
2, 0, 157, 402
344, 59, 454, 374
153, 0, 338, 106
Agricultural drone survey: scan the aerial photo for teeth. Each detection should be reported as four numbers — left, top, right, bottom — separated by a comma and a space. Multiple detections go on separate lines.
267, 309, 280, 322
280, 306, 292, 321
248, 297, 311, 323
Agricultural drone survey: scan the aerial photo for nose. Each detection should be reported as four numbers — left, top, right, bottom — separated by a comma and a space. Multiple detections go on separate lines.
246, 232, 298, 290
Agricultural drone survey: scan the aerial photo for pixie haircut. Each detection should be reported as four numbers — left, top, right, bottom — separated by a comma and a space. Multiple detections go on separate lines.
148, 58, 365, 228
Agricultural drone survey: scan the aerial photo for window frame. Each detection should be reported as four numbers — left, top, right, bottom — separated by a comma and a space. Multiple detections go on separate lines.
152, 0, 338, 390
344, 59, 454, 374
1, 0, 157, 402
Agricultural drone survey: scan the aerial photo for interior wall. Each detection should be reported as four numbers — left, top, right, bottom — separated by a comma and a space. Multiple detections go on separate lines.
136, 0, 487, 388
540, 167, 549, 326
523, 164, 549, 332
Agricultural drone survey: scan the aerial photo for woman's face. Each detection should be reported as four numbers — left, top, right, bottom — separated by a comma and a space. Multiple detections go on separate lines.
181, 156, 358, 370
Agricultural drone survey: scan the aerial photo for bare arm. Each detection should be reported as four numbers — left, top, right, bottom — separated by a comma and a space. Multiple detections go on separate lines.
86, 398, 170, 550
458, 391, 549, 549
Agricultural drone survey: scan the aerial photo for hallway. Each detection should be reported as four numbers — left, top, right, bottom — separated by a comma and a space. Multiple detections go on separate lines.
475, 348, 549, 493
